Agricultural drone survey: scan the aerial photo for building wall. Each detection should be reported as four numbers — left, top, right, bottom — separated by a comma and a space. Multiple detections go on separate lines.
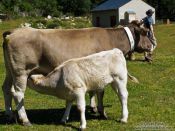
119, 0, 155, 24
92, 10, 118, 27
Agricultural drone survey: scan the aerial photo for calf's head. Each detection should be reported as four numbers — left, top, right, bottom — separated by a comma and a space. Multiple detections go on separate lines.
29, 68, 62, 88
130, 20, 152, 53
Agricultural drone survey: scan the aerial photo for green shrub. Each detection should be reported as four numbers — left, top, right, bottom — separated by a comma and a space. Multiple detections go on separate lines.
22, 16, 92, 29
46, 22, 60, 29
35, 19, 47, 25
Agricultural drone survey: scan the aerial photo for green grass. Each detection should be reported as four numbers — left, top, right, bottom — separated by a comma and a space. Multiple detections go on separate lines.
0, 19, 175, 131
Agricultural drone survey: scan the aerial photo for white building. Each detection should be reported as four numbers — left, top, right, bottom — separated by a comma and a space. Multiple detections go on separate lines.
91, 0, 155, 27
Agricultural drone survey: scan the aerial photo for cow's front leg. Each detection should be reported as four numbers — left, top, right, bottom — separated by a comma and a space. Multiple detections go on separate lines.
2, 74, 16, 123
89, 91, 97, 113
112, 77, 128, 123
12, 75, 31, 126
97, 90, 107, 119
76, 90, 86, 130
61, 101, 72, 124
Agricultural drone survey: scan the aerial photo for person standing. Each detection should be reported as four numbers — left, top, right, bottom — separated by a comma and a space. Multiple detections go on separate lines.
141, 9, 157, 62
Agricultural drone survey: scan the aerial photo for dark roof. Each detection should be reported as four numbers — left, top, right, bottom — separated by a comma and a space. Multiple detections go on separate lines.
92, 0, 132, 12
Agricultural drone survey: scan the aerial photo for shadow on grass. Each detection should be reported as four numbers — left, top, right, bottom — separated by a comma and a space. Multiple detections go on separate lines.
126, 58, 147, 62
0, 105, 112, 128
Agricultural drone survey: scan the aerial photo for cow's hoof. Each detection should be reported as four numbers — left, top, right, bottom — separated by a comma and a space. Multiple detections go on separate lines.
144, 57, 152, 63
98, 111, 108, 119
60, 120, 67, 125
90, 107, 98, 114
99, 113, 108, 120
6, 117, 16, 124
22, 121, 32, 126
5, 115, 17, 124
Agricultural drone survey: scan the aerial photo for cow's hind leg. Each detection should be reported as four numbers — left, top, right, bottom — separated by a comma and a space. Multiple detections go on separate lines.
2, 73, 15, 123
96, 90, 107, 119
12, 75, 31, 126
112, 77, 128, 123
61, 101, 72, 124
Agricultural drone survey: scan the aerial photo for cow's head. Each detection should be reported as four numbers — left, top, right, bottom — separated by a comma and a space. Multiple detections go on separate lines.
129, 20, 152, 53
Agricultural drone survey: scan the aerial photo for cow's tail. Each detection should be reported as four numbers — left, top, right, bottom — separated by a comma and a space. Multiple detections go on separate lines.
3, 31, 12, 49
128, 72, 139, 83
3, 31, 11, 40
2, 31, 13, 76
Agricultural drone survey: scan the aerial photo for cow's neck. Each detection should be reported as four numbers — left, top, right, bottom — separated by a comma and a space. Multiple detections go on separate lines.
107, 28, 135, 55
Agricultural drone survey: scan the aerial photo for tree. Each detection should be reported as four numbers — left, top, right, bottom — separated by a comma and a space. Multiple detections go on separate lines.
91, 0, 104, 8
33, 0, 59, 16
19, 1, 32, 13
2, 0, 174, 19
75, 0, 91, 15
144, 0, 175, 19
60, 0, 91, 16
161, 0, 175, 19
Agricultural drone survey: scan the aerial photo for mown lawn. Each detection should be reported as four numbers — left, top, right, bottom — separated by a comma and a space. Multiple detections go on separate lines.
0, 19, 175, 131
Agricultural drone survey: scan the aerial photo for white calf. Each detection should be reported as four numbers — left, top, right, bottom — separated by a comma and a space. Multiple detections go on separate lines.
29, 48, 128, 130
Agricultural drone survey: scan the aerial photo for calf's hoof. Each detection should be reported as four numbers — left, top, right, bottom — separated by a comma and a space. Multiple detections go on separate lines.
120, 118, 127, 124
79, 127, 86, 131
22, 121, 32, 126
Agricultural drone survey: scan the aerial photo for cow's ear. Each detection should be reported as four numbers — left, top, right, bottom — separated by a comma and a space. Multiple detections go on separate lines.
130, 20, 141, 27
133, 26, 141, 34
134, 26, 149, 36
140, 27, 149, 36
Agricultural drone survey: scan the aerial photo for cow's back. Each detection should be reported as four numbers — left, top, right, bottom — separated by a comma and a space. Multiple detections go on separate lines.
38, 27, 114, 60
3, 27, 127, 77
4, 27, 116, 74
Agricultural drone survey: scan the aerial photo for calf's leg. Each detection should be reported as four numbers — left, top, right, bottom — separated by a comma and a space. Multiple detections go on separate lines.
76, 90, 86, 130
112, 77, 128, 123
89, 91, 97, 113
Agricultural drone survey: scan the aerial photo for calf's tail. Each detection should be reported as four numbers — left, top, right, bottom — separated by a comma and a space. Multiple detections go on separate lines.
127, 72, 139, 83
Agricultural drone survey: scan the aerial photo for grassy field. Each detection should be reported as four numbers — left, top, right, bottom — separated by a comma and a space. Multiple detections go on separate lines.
0, 19, 175, 131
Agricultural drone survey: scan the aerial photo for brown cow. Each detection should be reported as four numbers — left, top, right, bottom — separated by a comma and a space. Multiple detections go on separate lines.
2, 21, 152, 126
